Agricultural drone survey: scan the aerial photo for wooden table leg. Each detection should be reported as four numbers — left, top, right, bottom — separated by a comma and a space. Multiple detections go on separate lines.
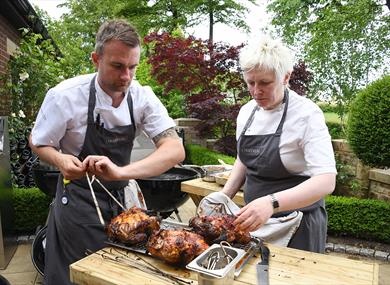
188, 194, 203, 207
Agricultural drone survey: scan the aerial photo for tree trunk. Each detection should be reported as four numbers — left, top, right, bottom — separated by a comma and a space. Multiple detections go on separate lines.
208, 9, 214, 44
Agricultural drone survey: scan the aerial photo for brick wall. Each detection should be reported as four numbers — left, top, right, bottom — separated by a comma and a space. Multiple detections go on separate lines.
0, 14, 21, 115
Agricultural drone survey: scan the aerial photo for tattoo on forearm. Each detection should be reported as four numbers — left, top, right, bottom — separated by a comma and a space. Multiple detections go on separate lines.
152, 127, 180, 144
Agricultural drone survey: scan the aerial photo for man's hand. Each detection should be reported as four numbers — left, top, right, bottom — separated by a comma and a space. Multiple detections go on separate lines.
82, 155, 124, 180
56, 154, 86, 180
233, 196, 273, 232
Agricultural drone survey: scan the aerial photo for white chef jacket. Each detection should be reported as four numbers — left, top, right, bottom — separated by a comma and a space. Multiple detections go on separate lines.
32, 73, 175, 156
236, 89, 336, 177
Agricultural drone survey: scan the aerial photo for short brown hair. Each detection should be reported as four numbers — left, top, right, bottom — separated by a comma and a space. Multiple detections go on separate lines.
95, 20, 140, 54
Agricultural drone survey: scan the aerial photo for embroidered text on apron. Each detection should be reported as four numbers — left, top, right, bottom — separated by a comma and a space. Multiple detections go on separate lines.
44, 76, 136, 285
237, 89, 327, 253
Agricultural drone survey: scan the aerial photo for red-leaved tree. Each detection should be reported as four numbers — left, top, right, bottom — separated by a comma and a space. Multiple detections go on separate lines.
145, 32, 247, 156
289, 60, 313, 96
145, 33, 313, 156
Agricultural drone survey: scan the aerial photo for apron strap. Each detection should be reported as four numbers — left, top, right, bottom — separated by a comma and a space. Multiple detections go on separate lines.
239, 88, 290, 139
239, 105, 259, 138
275, 89, 289, 137
87, 75, 97, 125
126, 90, 136, 133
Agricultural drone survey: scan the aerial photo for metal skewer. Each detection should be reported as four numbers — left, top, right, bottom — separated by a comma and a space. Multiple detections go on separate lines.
86, 173, 105, 225
93, 176, 125, 211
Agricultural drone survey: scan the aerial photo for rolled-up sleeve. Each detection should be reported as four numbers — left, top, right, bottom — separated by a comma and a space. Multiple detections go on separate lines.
31, 89, 68, 149
302, 107, 337, 176
135, 86, 175, 139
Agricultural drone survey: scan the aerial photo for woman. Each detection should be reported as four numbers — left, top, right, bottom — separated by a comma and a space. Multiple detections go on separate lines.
222, 36, 336, 253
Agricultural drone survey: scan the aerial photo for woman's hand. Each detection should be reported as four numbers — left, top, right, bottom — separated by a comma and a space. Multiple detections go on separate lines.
82, 155, 124, 180
233, 196, 273, 232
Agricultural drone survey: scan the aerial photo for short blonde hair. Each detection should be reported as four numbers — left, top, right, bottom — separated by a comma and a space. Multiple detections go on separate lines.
239, 35, 294, 81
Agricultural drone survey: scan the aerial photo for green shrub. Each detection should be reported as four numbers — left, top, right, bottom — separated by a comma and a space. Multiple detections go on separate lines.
318, 102, 338, 113
185, 144, 235, 165
326, 195, 390, 243
326, 121, 345, 139
13, 188, 51, 233
347, 76, 390, 167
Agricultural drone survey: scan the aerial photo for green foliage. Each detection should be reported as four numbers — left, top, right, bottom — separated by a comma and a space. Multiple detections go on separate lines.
190, 0, 256, 42
347, 76, 390, 167
318, 102, 339, 114
136, 59, 186, 118
326, 122, 345, 139
268, 0, 390, 123
185, 144, 235, 165
0, 29, 64, 122
326, 195, 390, 243
13, 188, 51, 232
115, 0, 194, 36
44, 0, 109, 77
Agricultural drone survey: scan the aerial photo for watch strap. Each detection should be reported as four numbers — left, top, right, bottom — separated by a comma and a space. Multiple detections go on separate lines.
269, 194, 279, 213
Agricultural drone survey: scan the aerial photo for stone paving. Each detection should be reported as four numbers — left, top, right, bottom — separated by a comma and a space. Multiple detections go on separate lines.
326, 242, 390, 262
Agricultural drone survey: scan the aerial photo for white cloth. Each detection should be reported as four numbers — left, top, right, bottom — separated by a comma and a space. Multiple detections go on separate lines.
197, 192, 303, 247
31, 73, 175, 156
236, 89, 336, 177
123, 180, 147, 210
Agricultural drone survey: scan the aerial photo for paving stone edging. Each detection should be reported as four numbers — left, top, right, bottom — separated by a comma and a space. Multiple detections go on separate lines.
326, 242, 390, 262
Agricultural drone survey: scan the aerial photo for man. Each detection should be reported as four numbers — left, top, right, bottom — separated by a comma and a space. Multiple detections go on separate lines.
29, 20, 185, 284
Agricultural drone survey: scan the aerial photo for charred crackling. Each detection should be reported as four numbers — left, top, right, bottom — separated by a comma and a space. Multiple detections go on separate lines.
106, 207, 160, 244
189, 214, 251, 245
146, 229, 209, 265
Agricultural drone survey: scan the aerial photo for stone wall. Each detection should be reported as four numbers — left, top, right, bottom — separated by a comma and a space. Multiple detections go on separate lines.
175, 119, 390, 202
332, 139, 390, 201
174, 118, 204, 147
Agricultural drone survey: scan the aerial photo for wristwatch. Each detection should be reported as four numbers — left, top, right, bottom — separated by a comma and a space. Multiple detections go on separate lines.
269, 194, 279, 213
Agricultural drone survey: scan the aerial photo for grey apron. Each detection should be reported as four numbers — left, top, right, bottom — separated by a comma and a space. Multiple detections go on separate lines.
237, 89, 327, 253
44, 76, 136, 285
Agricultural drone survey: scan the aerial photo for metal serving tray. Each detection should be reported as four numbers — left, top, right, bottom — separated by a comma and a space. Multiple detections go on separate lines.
186, 243, 246, 278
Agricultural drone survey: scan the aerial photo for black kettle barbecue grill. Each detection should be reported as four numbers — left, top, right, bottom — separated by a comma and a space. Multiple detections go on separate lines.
136, 166, 200, 220
31, 163, 59, 276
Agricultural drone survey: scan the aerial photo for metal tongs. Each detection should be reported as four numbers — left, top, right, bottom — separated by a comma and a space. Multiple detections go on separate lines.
85, 173, 126, 225
204, 241, 234, 270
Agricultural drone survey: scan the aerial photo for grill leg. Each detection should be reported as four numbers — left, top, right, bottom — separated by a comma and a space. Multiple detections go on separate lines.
173, 209, 182, 222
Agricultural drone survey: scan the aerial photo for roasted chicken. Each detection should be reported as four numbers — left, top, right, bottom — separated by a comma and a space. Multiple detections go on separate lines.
189, 214, 251, 244
146, 229, 209, 265
107, 207, 160, 244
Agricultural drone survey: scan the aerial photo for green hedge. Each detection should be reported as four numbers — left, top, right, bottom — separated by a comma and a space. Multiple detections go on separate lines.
13, 188, 51, 233
326, 195, 390, 243
186, 144, 390, 243
185, 144, 235, 165
326, 122, 345, 139
318, 102, 339, 113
